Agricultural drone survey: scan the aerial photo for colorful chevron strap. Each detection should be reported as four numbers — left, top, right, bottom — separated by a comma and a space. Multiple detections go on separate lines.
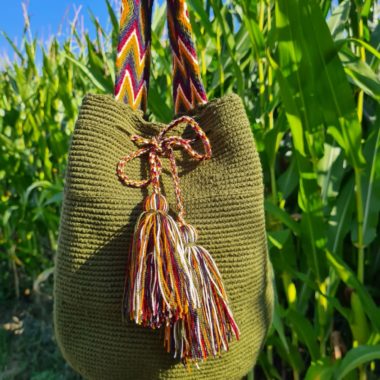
115, 0, 153, 112
115, 0, 208, 115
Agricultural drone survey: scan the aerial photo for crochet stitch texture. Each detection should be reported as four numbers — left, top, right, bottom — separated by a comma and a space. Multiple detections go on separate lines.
53, 92, 274, 379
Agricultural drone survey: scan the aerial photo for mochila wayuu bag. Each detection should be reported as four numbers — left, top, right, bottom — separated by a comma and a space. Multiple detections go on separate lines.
53, 0, 274, 379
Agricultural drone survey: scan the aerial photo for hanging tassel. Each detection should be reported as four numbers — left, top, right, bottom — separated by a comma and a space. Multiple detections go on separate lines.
169, 223, 240, 364
164, 287, 203, 363
122, 192, 198, 329
159, 132, 239, 365
117, 116, 240, 366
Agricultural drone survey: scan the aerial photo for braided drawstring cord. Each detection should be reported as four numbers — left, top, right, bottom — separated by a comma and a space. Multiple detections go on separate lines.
116, 115, 211, 220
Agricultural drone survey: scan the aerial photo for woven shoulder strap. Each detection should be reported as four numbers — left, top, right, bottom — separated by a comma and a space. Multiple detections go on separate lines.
114, 0, 208, 115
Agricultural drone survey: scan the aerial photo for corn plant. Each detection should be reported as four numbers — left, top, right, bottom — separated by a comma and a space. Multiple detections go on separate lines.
1, 0, 380, 378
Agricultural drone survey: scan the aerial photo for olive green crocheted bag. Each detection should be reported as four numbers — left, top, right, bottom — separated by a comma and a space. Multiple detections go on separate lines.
53, 1, 274, 379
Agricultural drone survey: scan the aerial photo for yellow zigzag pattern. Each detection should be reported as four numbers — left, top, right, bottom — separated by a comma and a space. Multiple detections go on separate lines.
116, 28, 146, 78
119, 0, 131, 26
115, 28, 149, 107
115, 69, 147, 110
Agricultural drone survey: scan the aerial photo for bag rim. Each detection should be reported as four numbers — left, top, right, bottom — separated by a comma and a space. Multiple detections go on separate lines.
79, 92, 243, 131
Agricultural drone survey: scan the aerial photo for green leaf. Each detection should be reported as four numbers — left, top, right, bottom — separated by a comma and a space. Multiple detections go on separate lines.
368, 23, 380, 67
276, 0, 365, 169
350, 292, 370, 344
85, 34, 113, 93
286, 309, 320, 361
239, 1, 265, 58
351, 126, 380, 246
347, 37, 380, 62
152, 2, 167, 35
264, 111, 287, 167
265, 201, 301, 236
326, 249, 380, 332
327, 177, 355, 254
340, 48, 380, 101
317, 142, 344, 202
360, 0, 374, 18
272, 301, 290, 354
257, 352, 283, 380
188, 0, 215, 38
211, 0, 244, 95
63, 53, 106, 92
277, 156, 299, 199
334, 345, 380, 379
105, 0, 119, 46
273, 335, 305, 373
360, 126, 380, 246
1, 31, 24, 62
327, 0, 351, 39
24, 181, 53, 202
305, 358, 335, 380
269, 53, 326, 280
268, 229, 291, 250
105, 0, 119, 33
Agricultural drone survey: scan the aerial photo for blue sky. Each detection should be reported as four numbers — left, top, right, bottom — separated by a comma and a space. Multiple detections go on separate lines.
1, 1, 118, 57
1, 1, 338, 60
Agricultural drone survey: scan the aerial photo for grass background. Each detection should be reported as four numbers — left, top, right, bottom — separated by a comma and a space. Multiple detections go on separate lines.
1, 0, 380, 379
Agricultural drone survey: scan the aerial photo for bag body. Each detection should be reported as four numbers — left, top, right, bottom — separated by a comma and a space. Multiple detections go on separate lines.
53, 92, 274, 379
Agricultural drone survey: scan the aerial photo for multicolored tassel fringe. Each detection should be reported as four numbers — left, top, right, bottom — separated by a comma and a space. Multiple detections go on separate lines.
117, 116, 239, 366
123, 193, 198, 327
174, 224, 240, 362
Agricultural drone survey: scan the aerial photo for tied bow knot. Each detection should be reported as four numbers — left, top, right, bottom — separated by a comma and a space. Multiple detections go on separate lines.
117, 116, 211, 224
